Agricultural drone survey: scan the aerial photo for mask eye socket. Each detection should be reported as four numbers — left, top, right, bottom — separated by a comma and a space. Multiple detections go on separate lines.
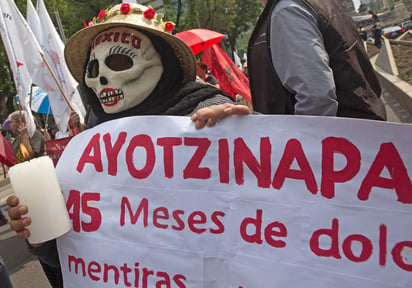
86, 59, 99, 78
105, 54, 133, 71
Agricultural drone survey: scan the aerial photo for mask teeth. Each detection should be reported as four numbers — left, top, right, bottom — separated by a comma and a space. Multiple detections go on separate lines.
100, 89, 124, 104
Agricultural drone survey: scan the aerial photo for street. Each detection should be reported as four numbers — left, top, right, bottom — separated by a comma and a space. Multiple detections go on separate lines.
0, 178, 51, 288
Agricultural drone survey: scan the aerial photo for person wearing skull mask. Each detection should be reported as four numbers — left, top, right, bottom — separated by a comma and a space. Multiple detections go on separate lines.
63, 3, 249, 129
6, 2, 250, 283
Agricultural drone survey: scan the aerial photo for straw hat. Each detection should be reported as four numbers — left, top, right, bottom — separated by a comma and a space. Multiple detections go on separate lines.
64, 3, 196, 84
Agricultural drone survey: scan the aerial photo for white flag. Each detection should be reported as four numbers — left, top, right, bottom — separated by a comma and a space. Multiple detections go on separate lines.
26, 0, 42, 39
27, 0, 86, 136
0, 0, 44, 137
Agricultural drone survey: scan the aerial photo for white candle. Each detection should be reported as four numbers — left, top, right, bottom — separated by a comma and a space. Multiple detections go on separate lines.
9, 156, 72, 244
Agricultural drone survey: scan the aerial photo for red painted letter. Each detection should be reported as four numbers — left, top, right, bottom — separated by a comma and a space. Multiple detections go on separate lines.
321, 137, 361, 199
310, 218, 341, 259
392, 241, 412, 271
342, 234, 373, 262
358, 143, 412, 204
218, 139, 230, 184
103, 132, 127, 176
77, 134, 103, 173
120, 197, 149, 227
265, 221, 287, 248
240, 209, 263, 244
272, 139, 317, 193
183, 138, 211, 179
157, 137, 182, 178
126, 134, 155, 179
234, 137, 272, 188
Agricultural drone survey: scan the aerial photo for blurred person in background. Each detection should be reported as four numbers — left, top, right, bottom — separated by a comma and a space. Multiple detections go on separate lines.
371, 19, 382, 49
8, 111, 45, 162
197, 62, 221, 89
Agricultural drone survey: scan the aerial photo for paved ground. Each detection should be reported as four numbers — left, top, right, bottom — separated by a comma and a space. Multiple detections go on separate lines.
0, 178, 51, 288
381, 88, 412, 123
0, 89, 410, 288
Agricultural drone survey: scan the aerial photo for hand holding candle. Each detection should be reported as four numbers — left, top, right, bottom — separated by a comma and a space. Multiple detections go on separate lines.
6, 195, 39, 245
8, 156, 71, 244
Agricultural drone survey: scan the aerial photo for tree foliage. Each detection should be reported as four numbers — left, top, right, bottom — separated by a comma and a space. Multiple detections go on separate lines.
403, 0, 412, 11
0, 41, 17, 120
166, 0, 262, 53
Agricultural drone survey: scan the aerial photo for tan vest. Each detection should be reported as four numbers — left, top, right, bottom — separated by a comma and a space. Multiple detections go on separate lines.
248, 0, 387, 120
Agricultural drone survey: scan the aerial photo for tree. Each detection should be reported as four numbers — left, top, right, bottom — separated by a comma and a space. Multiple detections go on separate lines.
227, 0, 263, 54
358, 3, 368, 13
166, 0, 261, 54
403, 0, 412, 11
0, 41, 17, 121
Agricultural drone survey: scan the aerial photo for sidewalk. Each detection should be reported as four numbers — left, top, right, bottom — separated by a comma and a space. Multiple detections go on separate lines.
0, 168, 11, 205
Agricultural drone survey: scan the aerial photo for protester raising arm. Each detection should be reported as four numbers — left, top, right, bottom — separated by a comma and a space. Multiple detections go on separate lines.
9, 111, 45, 160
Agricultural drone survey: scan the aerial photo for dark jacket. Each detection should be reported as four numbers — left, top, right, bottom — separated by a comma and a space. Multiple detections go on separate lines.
248, 0, 387, 120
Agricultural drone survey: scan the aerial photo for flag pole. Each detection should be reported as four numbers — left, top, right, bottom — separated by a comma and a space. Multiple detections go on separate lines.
18, 95, 23, 120
29, 84, 33, 109
39, 52, 74, 112
54, 9, 66, 44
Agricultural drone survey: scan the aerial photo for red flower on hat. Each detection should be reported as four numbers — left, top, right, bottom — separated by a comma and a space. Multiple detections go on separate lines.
143, 8, 156, 20
165, 22, 175, 32
120, 3, 131, 14
98, 9, 106, 19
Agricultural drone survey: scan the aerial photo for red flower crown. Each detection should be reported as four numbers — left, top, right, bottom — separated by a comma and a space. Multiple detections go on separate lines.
85, 3, 175, 33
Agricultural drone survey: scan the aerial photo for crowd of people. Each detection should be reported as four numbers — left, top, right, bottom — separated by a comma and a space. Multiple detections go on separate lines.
2, 0, 390, 286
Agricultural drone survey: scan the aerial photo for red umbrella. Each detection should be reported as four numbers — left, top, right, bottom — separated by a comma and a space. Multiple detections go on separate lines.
0, 134, 17, 167
175, 29, 225, 55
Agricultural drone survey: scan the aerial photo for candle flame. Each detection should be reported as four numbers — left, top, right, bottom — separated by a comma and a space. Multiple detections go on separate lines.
19, 143, 30, 160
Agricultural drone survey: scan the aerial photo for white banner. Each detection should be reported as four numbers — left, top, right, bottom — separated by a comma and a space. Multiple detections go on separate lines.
55, 115, 412, 288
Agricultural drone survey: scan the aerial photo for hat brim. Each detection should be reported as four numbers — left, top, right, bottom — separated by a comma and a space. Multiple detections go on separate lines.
64, 22, 196, 85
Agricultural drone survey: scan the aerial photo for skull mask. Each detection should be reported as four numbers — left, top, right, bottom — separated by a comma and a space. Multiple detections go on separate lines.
85, 27, 164, 114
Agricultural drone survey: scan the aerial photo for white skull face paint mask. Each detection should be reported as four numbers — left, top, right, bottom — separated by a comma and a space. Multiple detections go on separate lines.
85, 27, 164, 114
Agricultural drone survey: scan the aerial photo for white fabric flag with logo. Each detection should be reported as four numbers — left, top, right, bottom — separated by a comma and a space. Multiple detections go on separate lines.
0, 0, 44, 137
27, 0, 86, 135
